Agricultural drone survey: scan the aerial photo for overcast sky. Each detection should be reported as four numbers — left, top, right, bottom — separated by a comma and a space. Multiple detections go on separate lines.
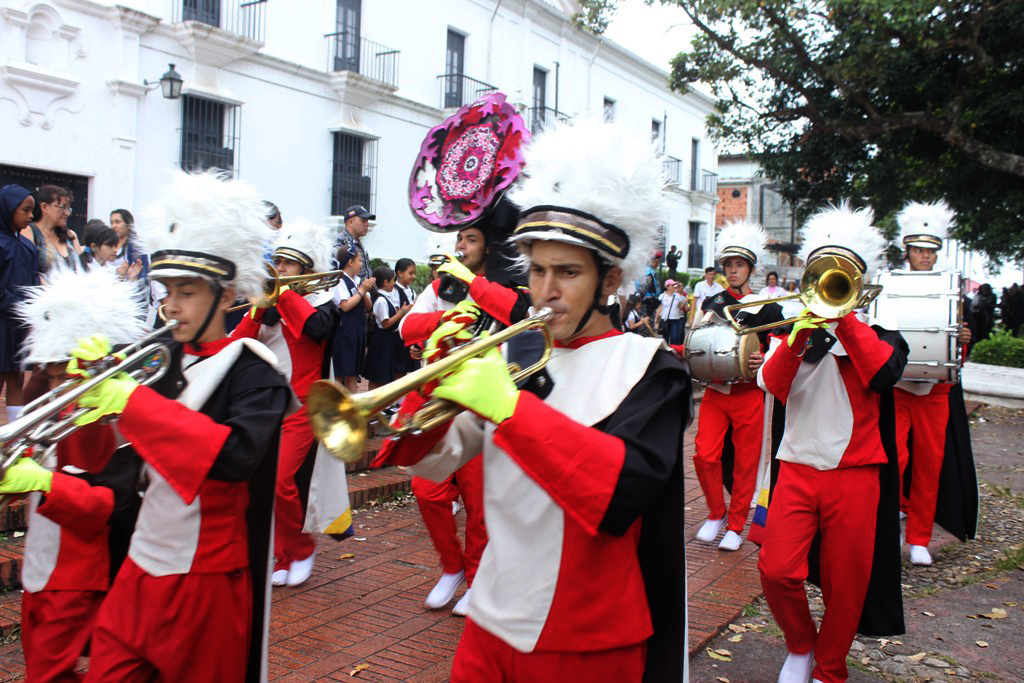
603, 0, 697, 72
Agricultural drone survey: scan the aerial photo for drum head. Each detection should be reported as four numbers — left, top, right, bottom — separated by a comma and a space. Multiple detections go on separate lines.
409, 92, 529, 233
737, 332, 760, 382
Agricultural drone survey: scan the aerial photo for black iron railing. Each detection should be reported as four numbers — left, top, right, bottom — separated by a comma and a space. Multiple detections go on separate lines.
180, 95, 239, 175
325, 32, 399, 88
437, 74, 498, 109
528, 106, 571, 134
700, 169, 718, 195
177, 0, 267, 43
663, 157, 682, 185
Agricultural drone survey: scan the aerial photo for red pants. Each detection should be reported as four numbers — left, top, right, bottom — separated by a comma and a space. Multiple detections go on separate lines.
759, 462, 879, 683
895, 388, 950, 546
274, 409, 317, 570
22, 590, 104, 683
693, 387, 764, 532
412, 455, 487, 583
451, 618, 645, 682
85, 559, 251, 683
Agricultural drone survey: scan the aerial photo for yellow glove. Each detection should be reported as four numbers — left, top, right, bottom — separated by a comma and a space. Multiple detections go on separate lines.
437, 257, 476, 285
66, 334, 118, 378
0, 458, 52, 494
74, 373, 139, 426
432, 344, 519, 424
788, 309, 828, 348
423, 301, 482, 363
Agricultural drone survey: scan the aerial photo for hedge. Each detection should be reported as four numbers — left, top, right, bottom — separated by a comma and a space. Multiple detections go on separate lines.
970, 329, 1024, 369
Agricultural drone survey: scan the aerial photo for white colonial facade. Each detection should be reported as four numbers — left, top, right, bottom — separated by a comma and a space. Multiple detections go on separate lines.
1, 0, 718, 265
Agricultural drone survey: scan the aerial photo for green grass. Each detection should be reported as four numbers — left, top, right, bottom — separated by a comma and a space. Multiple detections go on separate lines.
989, 485, 1024, 509
994, 545, 1024, 571
741, 604, 760, 617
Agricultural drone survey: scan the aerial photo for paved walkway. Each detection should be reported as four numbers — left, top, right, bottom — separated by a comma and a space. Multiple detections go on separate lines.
0, 398, 766, 681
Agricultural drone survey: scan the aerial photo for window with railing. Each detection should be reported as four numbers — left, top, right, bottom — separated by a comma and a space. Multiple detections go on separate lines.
176, 0, 267, 42
700, 170, 719, 195
437, 74, 497, 109
325, 32, 399, 87
180, 95, 239, 175
528, 107, 571, 134
663, 157, 682, 186
331, 132, 378, 216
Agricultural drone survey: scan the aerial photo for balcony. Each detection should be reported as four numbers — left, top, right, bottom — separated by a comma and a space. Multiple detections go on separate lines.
437, 74, 498, 110
698, 169, 718, 195
174, 0, 267, 66
325, 32, 399, 89
663, 157, 682, 185
528, 106, 571, 134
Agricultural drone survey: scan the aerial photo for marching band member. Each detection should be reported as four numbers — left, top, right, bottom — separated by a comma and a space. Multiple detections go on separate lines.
757, 204, 907, 683
2, 268, 145, 683
380, 120, 691, 681
232, 217, 344, 586
893, 201, 977, 566
692, 221, 782, 550
78, 171, 294, 683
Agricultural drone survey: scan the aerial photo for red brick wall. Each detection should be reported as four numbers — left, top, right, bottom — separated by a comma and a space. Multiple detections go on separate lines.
716, 186, 749, 228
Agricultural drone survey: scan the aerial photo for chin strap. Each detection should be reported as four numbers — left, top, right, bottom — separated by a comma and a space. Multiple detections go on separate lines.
187, 283, 225, 351
570, 256, 612, 337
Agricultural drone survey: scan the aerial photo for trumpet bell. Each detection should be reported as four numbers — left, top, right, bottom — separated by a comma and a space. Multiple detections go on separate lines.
307, 380, 369, 463
799, 255, 861, 320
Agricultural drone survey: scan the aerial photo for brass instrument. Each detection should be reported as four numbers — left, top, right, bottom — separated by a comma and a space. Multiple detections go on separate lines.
723, 254, 883, 336
0, 324, 177, 502
228, 263, 345, 312
308, 308, 554, 463
428, 250, 466, 268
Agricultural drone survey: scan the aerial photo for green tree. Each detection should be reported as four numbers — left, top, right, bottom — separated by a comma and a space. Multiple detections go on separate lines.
580, 0, 1024, 266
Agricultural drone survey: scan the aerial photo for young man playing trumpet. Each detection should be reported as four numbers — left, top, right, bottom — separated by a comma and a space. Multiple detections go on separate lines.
379, 120, 691, 681
232, 217, 343, 586
892, 201, 975, 566
0, 268, 146, 683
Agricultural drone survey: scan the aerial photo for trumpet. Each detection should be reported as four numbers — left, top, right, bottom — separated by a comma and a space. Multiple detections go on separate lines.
0, 323, 176, 499
724, 253, 883, 336
428, 250, 466, 268
308, 308, 554, 463
228, 263, 345, 312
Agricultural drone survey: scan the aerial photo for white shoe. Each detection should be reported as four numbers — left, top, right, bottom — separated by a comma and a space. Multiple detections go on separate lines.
778, 649, 814, 683
718, 530, 742, 551
286, 550, 317, 586
452, 500, 460, 516
910, 545, 933, 566
271, 569, 289, 586
452, 587, 472, 616
424, 570, 465, 609
696, 518, 727, 542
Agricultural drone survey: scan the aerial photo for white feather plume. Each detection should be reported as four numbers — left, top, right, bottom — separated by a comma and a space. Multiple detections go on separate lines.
273, 216, 335, 274
798, 201, 886, 278
715, 220, 767, 279
16, 267, 147, 364
136, 171, 273, 300
897, 200, 953, 245
507, 118, 668, 285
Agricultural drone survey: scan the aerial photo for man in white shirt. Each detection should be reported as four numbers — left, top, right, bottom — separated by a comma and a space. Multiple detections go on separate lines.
692, 266, 724, 318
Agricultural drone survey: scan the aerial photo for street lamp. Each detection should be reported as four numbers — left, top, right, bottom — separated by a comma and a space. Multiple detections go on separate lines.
144, 64, 184, 100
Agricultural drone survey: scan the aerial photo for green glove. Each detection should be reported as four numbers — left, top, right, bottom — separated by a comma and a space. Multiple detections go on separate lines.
74, 373, 139, 426
432, 344, 519, 424
423, 300, 482, 363
0, 458, 52, 494
788, 309, 828, 348
66, 334, 113, 378
437, 257, 477, 285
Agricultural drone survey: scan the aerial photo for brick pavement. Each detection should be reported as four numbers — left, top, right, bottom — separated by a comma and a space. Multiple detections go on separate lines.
0, 396, 768, 681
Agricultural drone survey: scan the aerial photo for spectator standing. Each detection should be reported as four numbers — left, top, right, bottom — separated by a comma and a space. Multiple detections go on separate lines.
79, 224, 120, 272
971, 284, 997, 342
24, 185, 79, 278
692, 266, 724, 319
364, 266, 411, 391
109, 209, 147, 281
624, 294, 653, 336
393, 258, 419, 376
666, 245, 681, 278
635, 252, 663, 319
0, 185, 39, 421
331, 247, 374, 392
336, 205, 374, 281
759, 271, 785, 298
656, 280, 689, 345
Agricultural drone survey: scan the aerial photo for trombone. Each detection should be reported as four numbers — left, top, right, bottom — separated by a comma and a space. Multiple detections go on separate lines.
228, 262, 345, 312
307, 308, 554, 463
0, 323, 177, 502
724, 254, 883, 336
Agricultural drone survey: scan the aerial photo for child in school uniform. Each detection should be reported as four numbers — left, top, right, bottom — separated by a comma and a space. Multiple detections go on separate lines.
393, 258, 419, 376
331, 246, 374, 393
364, 266, 411, 391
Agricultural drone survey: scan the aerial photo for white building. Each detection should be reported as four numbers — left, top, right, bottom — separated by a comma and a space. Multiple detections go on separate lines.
1, 0, 718, 265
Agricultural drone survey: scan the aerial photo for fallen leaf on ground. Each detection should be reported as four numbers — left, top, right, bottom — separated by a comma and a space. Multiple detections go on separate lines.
922, 611, 935, 617
878, 638, 902, 648
349, 663, 370, 676
728, 635, 743, 643
1005, 602, 1018, 607
728, 624, 747, 633
340, 553, 355, 560
706, 648, 732, 662
354, 537, 367, 541
716, 677, 730, 682
976, 641, 989, 648
906, 652, 927, 663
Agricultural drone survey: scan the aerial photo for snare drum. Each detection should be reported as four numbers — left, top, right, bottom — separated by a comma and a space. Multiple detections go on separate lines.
685, 322, 760, 384
870, 270, 963, 382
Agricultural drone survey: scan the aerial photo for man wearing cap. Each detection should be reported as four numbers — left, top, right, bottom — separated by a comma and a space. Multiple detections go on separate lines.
336, 205, 374, 282
377, 121, 690, 681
